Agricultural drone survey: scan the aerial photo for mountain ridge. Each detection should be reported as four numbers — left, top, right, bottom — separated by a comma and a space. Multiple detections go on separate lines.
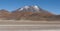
0, 5, 59, 21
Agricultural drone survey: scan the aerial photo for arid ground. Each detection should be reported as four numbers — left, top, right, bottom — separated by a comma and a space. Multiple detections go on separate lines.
0, 20, 60, 31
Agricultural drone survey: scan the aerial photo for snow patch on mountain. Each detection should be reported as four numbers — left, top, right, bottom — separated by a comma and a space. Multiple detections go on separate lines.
20, 8, 23, 10
24, 6, 29, 9
33, 5, 40, 11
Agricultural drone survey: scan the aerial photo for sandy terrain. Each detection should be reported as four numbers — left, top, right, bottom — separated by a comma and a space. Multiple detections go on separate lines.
0, 20, 60, 31
0, 20, 60, 25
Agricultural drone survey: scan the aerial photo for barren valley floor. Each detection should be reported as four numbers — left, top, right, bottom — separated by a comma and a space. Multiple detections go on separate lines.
0, 20, 60, 31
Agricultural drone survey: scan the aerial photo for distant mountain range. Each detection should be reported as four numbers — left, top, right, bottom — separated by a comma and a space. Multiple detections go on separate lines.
0, 5, 60, 21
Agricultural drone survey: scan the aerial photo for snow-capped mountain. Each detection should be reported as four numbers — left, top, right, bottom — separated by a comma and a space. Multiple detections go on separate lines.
0, 5, 57, 20
16, 5, 43, 12
14, 5, 51, 15
11, 5, 53, 18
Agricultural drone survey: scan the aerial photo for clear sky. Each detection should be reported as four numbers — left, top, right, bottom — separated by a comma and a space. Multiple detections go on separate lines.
0, 0, 60, 15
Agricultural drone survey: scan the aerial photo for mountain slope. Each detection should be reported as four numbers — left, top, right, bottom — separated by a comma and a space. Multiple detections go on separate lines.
11, 5, 54, 20
0, 5, 58, 21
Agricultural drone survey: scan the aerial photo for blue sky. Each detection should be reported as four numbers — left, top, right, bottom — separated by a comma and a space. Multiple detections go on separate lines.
0, 0, 60, 14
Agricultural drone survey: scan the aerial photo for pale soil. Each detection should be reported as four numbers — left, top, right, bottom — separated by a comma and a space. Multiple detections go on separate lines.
0, 20, 60, 31
0, 20, 60, 25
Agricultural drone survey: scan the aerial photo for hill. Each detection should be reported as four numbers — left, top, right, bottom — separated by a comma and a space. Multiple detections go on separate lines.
0, 5, 59, 21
